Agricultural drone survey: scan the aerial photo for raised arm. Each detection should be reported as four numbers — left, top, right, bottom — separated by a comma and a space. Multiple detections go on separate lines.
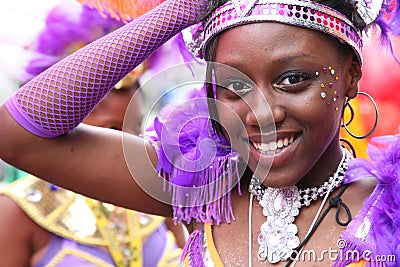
0, 0, 208, 217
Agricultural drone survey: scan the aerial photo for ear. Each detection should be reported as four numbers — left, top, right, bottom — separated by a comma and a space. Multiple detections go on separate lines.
345, 57, 362, 99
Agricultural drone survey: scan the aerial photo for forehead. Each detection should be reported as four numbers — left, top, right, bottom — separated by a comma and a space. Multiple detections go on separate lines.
214, 22, 338, 65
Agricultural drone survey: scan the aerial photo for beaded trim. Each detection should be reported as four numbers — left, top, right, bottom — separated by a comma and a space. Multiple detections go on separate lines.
299, 148, 351, 206
249, 146, 352, 206
187, 0, 363, 64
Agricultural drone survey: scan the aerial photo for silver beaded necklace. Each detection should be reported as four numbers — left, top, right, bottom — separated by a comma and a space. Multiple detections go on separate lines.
248, 146, 352, 265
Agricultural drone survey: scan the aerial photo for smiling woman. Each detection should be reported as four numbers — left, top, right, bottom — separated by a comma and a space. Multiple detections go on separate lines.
0, 0, 399, 266
210, 23, 356, 189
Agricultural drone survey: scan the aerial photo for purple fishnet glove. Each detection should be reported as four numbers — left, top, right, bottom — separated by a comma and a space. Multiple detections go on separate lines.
5, 0, 208, 138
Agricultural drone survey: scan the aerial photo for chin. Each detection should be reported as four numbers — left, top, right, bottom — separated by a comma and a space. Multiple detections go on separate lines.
254, 170, 300, 189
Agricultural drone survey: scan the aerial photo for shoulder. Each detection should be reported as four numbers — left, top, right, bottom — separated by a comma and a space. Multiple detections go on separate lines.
0, 176, 71, 236
343, 176, 376, 215
0, 176, 104, 245
0, 192, 48, 265
0, 193, 35, 228
0, 194, 40, 266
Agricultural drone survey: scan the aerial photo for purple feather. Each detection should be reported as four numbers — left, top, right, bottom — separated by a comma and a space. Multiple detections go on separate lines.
335, 135, 400, 266
171, 32, 204, 76
369, 0, 400, 64
146, 86, 240, 224
24, 3, 123, 82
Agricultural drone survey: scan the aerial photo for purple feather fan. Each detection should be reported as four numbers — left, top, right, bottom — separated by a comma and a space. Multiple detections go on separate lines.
334, 135, 400, 266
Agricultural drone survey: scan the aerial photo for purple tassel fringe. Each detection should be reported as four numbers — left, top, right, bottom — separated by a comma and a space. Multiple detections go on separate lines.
146, 87, 241, 225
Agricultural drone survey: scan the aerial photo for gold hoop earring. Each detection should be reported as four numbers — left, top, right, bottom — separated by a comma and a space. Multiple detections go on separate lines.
341, 91, 378, 139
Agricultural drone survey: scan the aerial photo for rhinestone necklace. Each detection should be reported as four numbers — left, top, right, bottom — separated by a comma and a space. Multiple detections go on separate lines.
248, 146, 352, 264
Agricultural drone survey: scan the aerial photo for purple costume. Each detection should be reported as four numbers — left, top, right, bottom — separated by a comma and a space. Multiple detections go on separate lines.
33, 224, 174, 267
0, 176, 180, 267
2, 0, 400, 265
334, 135, 400, 266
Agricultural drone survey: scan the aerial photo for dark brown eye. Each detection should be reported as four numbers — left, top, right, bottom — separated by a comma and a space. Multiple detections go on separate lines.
232, 81, 245, 90
280, 73, 310, 85
222, 78, 252, 96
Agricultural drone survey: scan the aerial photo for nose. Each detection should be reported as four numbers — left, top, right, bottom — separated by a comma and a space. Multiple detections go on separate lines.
245, 88, 285, 128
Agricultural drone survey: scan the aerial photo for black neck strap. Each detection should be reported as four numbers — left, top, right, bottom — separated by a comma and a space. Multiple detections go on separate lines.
285, 184, 352, 267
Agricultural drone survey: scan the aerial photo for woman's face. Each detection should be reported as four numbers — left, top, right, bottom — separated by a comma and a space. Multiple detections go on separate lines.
83, 89, 144, 135
213, 22, 359, 188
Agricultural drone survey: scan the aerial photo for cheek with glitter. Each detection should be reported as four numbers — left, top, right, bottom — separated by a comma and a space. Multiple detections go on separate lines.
316, 66, 340, 110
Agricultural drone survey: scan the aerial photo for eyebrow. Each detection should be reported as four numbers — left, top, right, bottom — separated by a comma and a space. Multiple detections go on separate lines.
274, 53, 318, 64
216, 53, 318, 69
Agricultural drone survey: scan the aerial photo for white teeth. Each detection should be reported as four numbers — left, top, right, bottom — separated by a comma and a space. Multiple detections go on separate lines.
283, 137, 289, 146
269, 142, 277, 151
277, 139, 283, 148
261, 143, 269, 151
252, 135, 295, 153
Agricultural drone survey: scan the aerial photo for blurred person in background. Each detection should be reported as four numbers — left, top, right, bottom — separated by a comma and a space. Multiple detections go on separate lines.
0, 68, 185, 267
0, 1, 187, 266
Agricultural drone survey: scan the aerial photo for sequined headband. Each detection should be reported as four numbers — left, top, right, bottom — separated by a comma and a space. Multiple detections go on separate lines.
187, 0, 365, 64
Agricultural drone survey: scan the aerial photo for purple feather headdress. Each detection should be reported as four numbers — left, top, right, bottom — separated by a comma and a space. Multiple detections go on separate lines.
372, 0, 400, 63
23, 0, 123, 82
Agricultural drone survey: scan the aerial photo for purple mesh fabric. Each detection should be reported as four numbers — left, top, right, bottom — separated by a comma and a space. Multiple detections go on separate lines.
5, 0, 208, 138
